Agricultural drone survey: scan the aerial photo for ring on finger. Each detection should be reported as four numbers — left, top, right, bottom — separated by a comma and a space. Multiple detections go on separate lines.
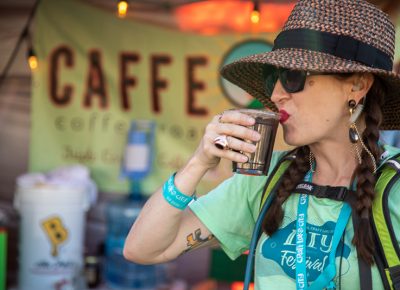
213, 135, 229, 150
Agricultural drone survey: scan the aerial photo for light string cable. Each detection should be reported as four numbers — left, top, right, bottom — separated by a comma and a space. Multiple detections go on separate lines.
0, 0, 41, 90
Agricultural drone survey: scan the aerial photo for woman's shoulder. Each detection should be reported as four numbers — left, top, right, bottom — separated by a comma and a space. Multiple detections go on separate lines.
222, 151, 291, 201
213, 150, 293, 202
269, 150, 293, 171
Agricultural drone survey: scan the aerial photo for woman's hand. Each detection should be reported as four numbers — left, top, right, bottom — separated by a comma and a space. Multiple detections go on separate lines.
190, 109, 262, 170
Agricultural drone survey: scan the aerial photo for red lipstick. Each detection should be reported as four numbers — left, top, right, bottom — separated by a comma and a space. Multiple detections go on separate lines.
279, 110, 290, 123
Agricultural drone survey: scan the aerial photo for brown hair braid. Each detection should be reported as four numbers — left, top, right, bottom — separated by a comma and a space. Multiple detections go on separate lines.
262, 145, 310, 235
351, 77, 385, 264
262, 76, 386, 265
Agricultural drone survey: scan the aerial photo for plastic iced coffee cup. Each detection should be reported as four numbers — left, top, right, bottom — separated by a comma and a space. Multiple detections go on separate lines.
233, 109, 280, 176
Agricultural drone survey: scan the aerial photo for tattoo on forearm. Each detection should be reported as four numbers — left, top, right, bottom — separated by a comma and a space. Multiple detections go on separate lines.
182, 228, 214, 254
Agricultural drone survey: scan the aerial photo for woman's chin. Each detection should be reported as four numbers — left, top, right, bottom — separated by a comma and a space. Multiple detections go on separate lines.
284, 140, 303, 147
283, 133, 307, 147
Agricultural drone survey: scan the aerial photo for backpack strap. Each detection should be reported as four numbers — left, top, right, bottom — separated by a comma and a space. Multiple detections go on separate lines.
294, 182, 356, 204
259, 150, 295, 210
371, 154, 400, 290
352, 211, 373, 290
244, 150, 296, 290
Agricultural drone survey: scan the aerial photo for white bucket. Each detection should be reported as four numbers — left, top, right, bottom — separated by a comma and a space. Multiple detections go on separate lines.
14, 185, 90, 290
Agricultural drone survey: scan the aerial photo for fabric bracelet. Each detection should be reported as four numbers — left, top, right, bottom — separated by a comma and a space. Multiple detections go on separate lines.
162, 173, 195, 210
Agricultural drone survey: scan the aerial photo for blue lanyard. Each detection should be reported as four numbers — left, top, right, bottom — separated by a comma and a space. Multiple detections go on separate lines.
295, 171, 352, 290
296, 192, 309, 289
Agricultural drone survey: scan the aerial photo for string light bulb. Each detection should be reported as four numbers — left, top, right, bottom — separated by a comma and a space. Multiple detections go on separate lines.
27, 47, 38, 70
250, 1, 260, 24
118, 0, 129, 18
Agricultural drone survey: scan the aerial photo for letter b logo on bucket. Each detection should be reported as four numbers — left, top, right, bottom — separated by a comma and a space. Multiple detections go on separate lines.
42, 216, 69, 257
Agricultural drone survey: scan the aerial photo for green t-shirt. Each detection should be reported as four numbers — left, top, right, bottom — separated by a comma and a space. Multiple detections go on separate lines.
189, 145, 400, 290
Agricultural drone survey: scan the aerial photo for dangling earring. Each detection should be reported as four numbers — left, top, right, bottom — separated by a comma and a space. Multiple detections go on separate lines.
348, 100, 362, 164
309, 150, 316, 173
348, 99, 377, 173
348, 100, 359, 142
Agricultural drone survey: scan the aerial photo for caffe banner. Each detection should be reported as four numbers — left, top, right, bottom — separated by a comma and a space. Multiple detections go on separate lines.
34, 0, 400, 194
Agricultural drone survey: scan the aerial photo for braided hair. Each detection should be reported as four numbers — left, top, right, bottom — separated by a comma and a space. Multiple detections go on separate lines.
262, 76, 386, 264
351, 77, 385, 263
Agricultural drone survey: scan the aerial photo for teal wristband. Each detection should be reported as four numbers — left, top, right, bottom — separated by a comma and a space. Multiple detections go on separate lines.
163, 173, 195, 210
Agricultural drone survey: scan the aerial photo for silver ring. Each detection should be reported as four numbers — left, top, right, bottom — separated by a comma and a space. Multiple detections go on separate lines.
214, 135, 229, 150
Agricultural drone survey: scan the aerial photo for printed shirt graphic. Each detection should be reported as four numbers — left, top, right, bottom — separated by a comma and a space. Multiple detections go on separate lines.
255, 195, 354, 289
189, 146, 400, 290
260, 218, 350, 281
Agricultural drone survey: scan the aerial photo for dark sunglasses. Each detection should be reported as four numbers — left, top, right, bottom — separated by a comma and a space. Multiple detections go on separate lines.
264, 67, 332, 96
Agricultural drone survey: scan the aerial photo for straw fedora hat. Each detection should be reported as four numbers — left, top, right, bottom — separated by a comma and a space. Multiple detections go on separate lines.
220, 0, 400, 130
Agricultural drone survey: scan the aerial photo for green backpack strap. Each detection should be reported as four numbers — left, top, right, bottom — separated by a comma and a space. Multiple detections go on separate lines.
242, 151, 296, 290
372, 154, 400, 290
259, 152, 295, 211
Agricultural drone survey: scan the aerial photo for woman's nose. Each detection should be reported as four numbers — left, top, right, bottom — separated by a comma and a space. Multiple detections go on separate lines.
270, 79, 290, 106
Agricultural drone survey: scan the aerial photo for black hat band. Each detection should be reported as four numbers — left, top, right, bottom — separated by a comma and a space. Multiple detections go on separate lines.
273, 28, 393, 71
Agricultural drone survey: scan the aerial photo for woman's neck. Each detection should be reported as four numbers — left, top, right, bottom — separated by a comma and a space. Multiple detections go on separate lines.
309, 142, 358, 187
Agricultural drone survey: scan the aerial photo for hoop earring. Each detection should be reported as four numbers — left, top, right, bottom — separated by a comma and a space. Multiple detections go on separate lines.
348, 99, 377, 173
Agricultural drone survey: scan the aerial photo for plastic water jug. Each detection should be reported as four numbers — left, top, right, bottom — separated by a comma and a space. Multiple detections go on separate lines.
105, 197, 164, 290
